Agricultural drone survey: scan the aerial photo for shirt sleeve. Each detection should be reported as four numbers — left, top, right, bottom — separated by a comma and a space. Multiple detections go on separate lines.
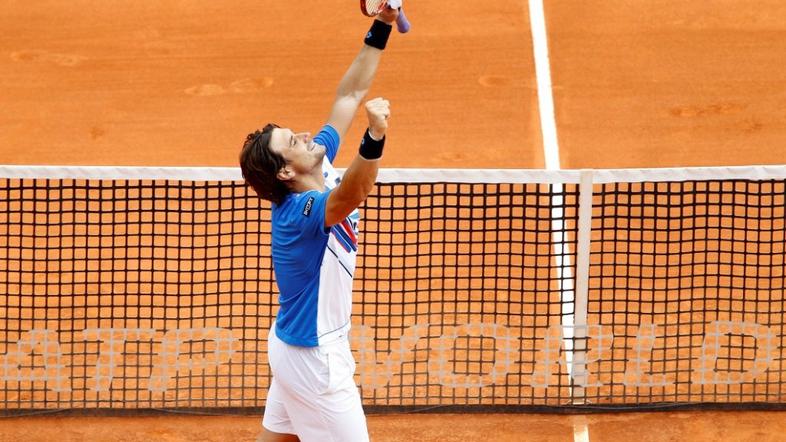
313, 124, 340, 163
295, 189, 332, 236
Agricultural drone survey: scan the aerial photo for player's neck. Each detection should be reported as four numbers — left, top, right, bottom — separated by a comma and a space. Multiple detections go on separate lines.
289, 168, 326, 194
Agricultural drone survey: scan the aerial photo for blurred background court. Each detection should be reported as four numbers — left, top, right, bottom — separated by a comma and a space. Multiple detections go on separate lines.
2, 0, 786, 441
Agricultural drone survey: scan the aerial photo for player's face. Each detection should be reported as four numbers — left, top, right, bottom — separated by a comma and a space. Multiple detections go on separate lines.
268, 127, 326, 175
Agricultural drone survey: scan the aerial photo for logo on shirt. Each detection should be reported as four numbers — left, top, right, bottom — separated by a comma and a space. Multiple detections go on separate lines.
303, 197, 314, 217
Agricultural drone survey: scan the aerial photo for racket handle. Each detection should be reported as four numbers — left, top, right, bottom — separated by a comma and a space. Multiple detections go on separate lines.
396, 8, 410, 33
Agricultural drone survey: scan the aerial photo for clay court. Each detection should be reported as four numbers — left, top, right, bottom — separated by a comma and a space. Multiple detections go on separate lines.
2, 0, 786, 440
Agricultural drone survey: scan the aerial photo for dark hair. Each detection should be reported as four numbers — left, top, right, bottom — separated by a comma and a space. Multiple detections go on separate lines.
239, 123, 290, 205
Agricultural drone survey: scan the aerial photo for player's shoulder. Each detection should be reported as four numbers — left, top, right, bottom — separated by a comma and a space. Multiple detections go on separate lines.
315, 124, 339, 141
314, 124, 341, 162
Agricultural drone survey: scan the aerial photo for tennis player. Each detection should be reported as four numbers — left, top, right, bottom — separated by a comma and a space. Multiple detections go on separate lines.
240, 7, 399, 442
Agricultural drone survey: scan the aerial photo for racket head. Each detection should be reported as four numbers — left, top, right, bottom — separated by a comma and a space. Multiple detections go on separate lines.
361, 0, 388, 17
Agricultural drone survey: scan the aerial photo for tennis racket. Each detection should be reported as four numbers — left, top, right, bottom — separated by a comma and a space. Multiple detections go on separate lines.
361, 0, 411, 33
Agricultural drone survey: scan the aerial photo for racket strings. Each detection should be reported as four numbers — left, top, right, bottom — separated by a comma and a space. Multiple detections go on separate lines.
364, 0, 388, 16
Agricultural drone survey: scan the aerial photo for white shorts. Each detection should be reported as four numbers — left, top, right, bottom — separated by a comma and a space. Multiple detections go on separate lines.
262, 325, 369, 442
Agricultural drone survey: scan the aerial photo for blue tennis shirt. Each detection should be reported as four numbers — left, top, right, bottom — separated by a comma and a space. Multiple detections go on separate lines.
271, 125, 360, 347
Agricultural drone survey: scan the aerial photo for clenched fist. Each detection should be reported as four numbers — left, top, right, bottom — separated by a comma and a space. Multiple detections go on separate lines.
365, 97, 390, 140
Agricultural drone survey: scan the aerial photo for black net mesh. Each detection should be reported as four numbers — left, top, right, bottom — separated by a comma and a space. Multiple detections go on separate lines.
0, 174, 784, 414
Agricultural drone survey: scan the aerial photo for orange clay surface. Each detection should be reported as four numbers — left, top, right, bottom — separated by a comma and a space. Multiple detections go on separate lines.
1, 1, 786, 441
1, 411, 786, 442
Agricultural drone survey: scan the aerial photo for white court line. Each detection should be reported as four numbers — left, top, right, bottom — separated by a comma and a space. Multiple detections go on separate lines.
572, 416, 590, 442
527, 0, 576, 371
527, 1, 589, 441
528, 0, 561, 170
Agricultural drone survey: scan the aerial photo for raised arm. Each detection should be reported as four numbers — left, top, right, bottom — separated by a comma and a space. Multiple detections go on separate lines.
325, 8, 399, 140
324, 98, 389, 227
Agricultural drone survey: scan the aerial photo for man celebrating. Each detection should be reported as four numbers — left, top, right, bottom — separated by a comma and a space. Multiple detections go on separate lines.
239, 7, 400, 442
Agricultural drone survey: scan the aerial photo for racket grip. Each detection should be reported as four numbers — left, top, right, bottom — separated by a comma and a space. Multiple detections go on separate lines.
396, 8, 410, 33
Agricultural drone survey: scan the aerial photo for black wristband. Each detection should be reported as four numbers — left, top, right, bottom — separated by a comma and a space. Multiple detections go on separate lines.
364, 20, 392, 50
359, 129, 385, 160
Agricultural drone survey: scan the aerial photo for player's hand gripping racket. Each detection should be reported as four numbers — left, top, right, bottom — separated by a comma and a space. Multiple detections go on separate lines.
361, 0, 410, 33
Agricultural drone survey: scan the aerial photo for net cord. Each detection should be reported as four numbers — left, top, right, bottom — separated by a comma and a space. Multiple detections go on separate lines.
1, 165, 785, 184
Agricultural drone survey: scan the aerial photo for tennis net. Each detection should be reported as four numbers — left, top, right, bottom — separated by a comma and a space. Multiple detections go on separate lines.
0, 165, 784, 415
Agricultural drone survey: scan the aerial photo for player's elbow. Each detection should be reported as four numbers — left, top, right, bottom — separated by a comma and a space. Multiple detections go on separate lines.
335, 86, 368, 105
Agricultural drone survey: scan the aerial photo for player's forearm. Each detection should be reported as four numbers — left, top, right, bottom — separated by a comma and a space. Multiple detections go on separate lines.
335, 44, 383, 102
339, 155, 379, 205
335, 125, 385, 208
325, 98, 388, 226
326, 19, 393, 138
325, 155, 379, 225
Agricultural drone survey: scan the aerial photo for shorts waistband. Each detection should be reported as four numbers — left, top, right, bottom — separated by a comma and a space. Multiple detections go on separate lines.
269, 321, 351, 347
317, 321, 351, 346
